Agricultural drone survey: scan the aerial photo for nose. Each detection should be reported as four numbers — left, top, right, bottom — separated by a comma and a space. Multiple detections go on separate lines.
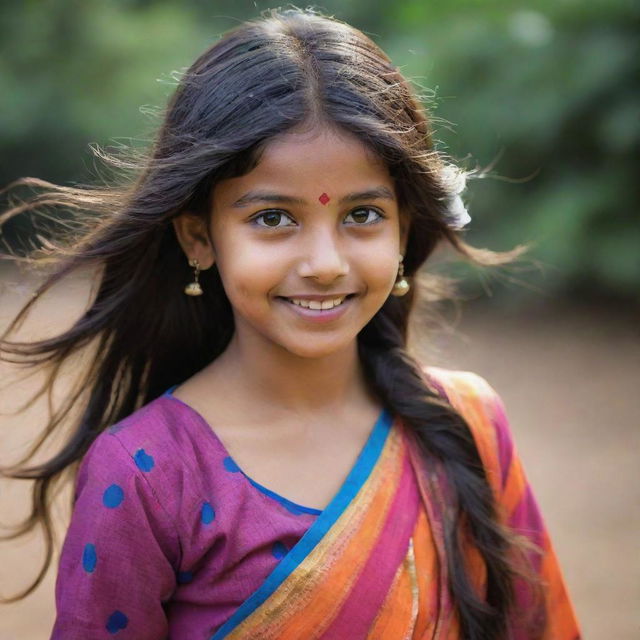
297, 226, 349, 284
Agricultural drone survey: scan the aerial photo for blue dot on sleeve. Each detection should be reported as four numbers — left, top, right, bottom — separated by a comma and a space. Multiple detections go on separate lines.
272, 541, 288, 559
106, 610, 128, 634
223, 456, 240, 473
177, 571, 193, 584
134, 448, 155, 472
82, 543, 97, 573
201, 501, 215, 525
102, 484, 124, 508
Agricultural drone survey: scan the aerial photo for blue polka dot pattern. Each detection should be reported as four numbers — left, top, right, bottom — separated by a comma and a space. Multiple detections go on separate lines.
105, 610, 128, 634
177, 571, 193, 584
134, 448, 155, 472
223, 456, 240, 472
201, 501, 215, 525
82, 543, 97, 573
102, 484, 124, 508
272, 541, 288, 559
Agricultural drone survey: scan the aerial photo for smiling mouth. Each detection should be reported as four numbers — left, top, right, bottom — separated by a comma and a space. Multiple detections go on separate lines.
278, 294, 356, 310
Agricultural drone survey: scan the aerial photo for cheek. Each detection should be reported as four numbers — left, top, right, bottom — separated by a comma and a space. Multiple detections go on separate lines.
376, 256, 402, 293
354, 243, 400, 291
216, 242, 282, 303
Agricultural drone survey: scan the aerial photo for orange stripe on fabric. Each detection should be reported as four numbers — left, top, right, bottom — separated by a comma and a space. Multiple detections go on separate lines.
424, 368, 513, 511
274, 431, 404, 638
539, 531, 582, 640
501, 455, 528, 516
446, 375, 529, 525
421, 368, 504, 638
439, 374, 502, 495
261, 430, 404, 639
404, 431, 458, 640
426, 367, 582, 639
366, 538, 417, 639
228, 424, 405, 639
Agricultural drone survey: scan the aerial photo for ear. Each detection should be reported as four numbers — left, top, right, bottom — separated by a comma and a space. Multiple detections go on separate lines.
172, 212, 216, 269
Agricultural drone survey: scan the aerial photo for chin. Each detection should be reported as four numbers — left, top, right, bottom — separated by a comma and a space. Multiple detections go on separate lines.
276, 337, 356, 360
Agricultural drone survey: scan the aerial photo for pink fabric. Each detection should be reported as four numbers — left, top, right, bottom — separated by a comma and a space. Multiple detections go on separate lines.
51, 394, 319, 639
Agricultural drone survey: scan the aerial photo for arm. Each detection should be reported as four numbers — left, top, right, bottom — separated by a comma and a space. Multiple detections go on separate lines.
51, 431, 179, 639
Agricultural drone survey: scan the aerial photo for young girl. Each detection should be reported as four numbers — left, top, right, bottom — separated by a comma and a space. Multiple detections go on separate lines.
1, 8, 580, 640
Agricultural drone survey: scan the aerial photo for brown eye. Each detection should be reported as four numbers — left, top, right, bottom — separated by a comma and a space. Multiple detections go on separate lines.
263, 212, 282, 226
254, 210, 294, 228
345, 207, 383, 225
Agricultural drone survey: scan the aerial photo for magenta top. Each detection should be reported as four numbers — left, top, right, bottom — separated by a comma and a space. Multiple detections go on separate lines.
51, 371, 581, 639
50, 388, 390, 639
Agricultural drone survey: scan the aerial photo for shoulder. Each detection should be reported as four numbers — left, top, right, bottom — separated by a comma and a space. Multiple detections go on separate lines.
421, 365, 508, 429
84, 396, 186, 473
422, 365, 499, 407
76, 395, 209, 522
420, 365, 516, 494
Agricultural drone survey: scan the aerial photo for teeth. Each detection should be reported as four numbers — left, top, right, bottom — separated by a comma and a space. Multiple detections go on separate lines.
288, 296, 346, 310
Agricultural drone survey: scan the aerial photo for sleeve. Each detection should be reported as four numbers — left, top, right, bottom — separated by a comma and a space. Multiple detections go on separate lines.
50, 431, 179, 639
424, 367, 581, 639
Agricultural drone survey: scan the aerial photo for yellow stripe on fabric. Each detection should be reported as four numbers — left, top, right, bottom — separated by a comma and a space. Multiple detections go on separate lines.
410, 506, 439, 638
406, 538, 420, 634
227, 423, 406, 639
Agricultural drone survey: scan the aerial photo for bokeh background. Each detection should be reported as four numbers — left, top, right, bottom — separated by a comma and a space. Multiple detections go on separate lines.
1, 1, 638, 637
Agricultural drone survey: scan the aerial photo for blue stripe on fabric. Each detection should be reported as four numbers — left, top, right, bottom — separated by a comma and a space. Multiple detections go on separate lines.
244, 475, 323, 516
209, 407, 393, 640
163, 385, 178, 396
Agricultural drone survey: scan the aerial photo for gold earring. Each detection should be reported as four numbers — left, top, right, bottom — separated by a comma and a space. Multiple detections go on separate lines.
391, 255, 410, 297
184, 258, 203, 296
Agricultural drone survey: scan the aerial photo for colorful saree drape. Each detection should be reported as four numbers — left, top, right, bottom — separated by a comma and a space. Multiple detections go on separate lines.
209, 367, 580, 639
51, 366, 580, 639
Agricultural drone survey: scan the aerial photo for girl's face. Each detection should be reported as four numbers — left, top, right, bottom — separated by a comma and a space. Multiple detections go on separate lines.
180, 125, 406, 360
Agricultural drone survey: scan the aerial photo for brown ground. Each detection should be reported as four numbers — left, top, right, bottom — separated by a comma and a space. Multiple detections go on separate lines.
0, 266, 638, 639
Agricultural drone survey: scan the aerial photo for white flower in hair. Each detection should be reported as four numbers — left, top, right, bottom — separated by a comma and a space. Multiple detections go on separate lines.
440, 164, 472, 230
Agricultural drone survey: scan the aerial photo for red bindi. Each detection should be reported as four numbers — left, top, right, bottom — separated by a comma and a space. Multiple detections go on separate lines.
318, 192, 330, 205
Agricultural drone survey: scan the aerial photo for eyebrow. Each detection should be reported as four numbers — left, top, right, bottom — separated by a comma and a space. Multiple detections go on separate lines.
231, 186, 395, 208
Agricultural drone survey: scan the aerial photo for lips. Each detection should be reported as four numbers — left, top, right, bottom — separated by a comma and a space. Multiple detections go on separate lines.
288, 296, 345, 310
278, 293, 356, 311
278, 293, 356, 300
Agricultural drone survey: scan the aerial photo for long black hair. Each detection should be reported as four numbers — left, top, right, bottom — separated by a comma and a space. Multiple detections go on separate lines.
1, 8, 534, 637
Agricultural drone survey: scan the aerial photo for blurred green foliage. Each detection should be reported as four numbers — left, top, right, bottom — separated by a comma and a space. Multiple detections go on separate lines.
1, 0, 638, 304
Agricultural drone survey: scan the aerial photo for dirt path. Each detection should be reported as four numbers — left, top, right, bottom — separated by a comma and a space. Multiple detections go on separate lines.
1, 268, 638, 638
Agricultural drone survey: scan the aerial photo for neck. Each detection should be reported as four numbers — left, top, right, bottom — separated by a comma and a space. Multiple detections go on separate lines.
205, 331, 372, 421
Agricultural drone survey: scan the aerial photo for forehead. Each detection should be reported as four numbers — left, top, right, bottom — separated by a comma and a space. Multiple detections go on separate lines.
212, 125, 394, 206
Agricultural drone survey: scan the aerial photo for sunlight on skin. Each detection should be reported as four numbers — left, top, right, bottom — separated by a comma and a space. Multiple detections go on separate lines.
172, 125, 408, 418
